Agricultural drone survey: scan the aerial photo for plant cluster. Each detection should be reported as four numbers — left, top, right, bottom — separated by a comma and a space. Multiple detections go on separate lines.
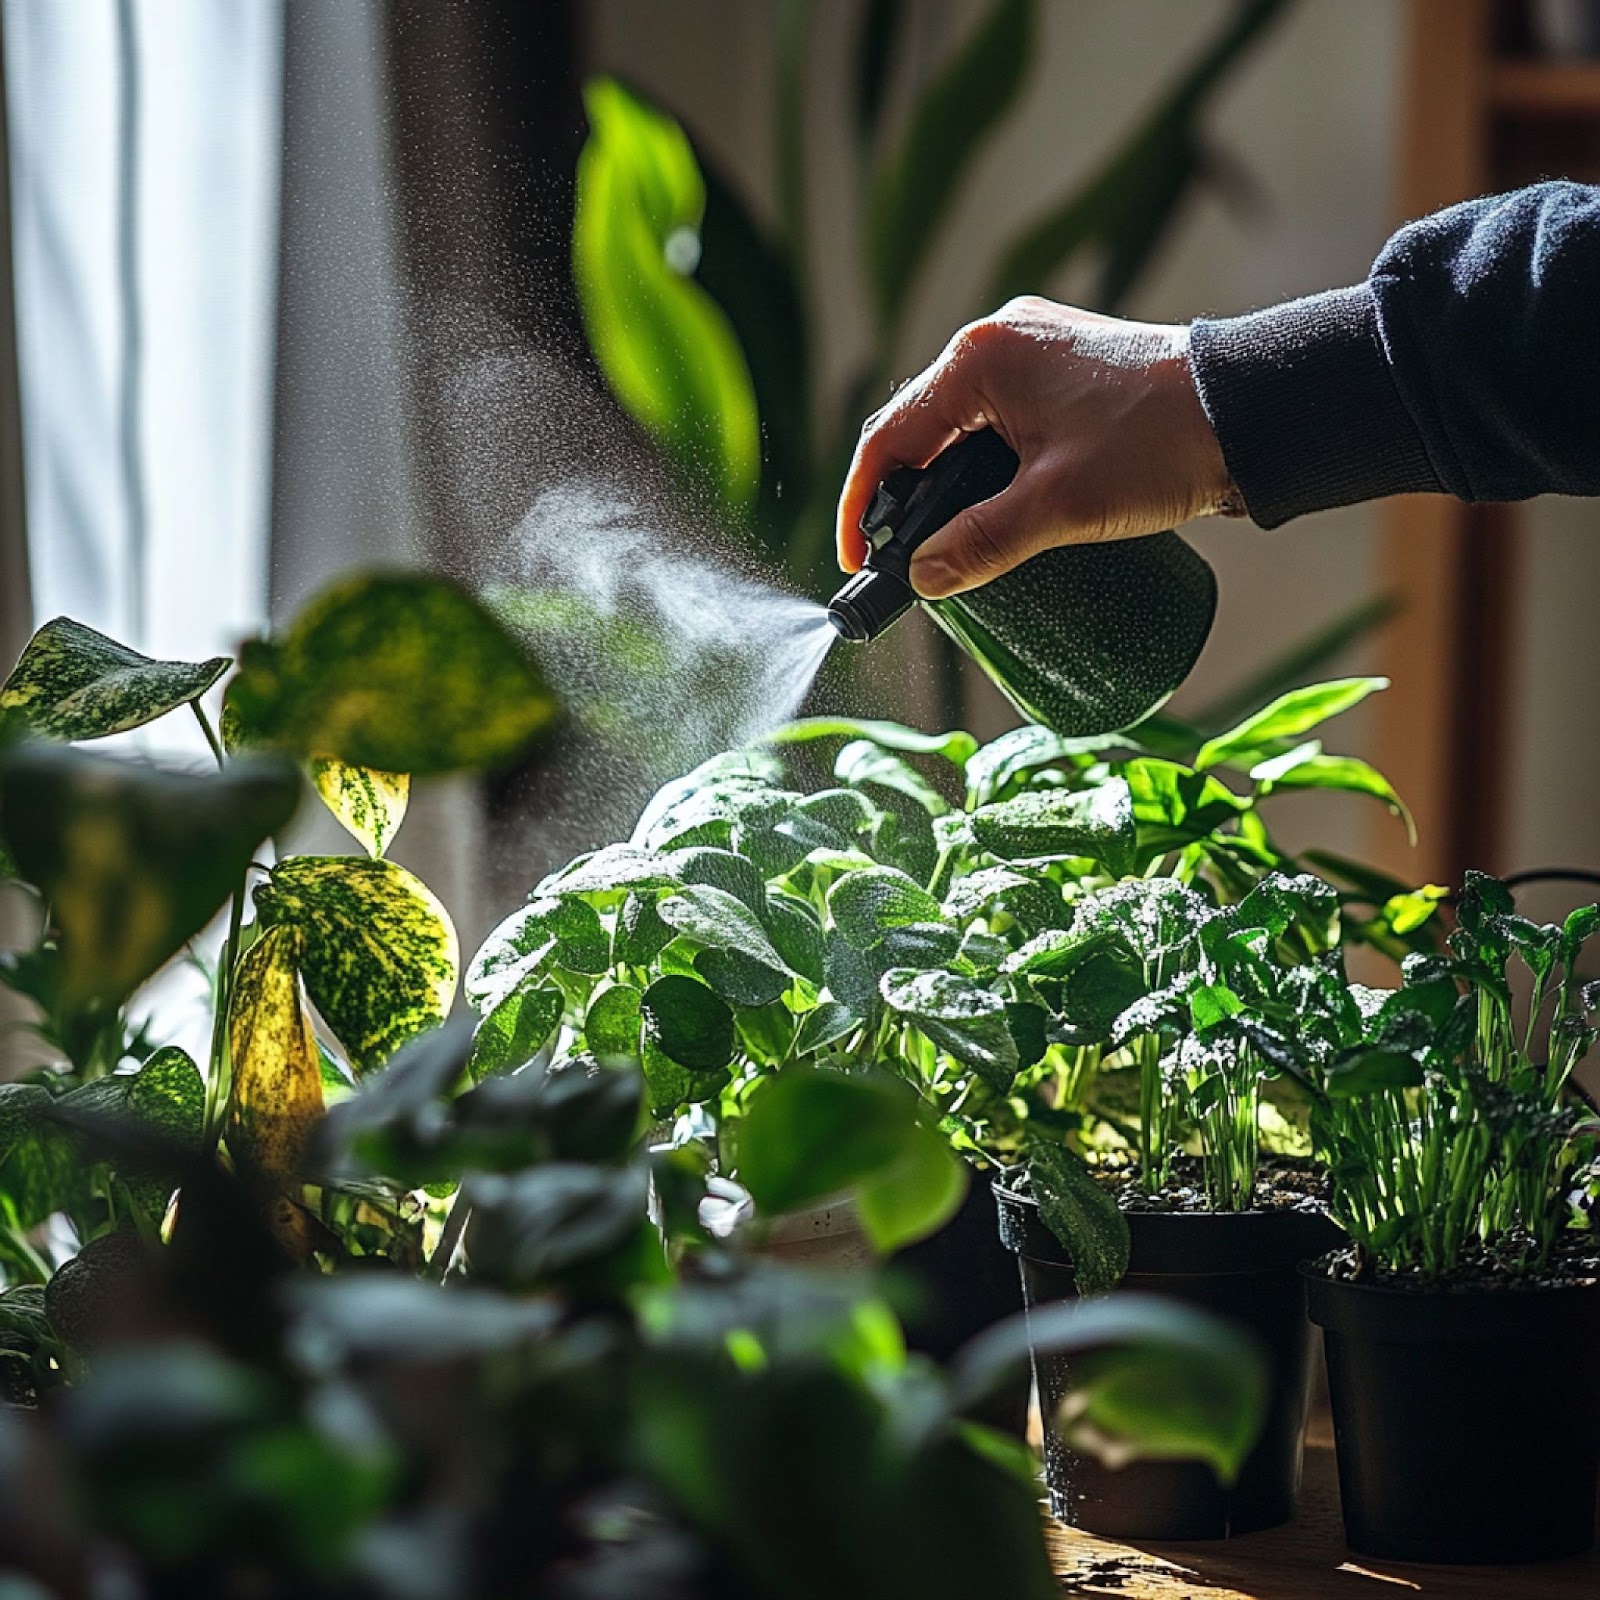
475, 677, 1435, 1290
1242, 872, 1600, 1280
0, 596, 1270, 1597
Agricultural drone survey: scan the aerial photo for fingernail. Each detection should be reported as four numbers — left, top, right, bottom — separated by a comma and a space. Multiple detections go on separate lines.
910, 555, 955, 598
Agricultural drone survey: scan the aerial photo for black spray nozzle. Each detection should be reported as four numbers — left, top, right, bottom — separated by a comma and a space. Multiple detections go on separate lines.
825, 428, 1019, 643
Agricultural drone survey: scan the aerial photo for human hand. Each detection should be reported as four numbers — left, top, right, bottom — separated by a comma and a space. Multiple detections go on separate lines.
836, 297, 1239, 598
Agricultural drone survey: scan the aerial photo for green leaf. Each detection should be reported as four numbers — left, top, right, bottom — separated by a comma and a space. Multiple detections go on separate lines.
469, 981, 563, 1080
227, 926, 325, 1186
827, 866, 944, 950
308, 759, 409, 858
835, 738, 948, 818
769, 718, 977, 765
0, 1084, 79, 1229
227, 572, 558, 776
586, 982, 644, 1066
665, 845, 770, 914
574, 77, 759, 512
1121, 758, 1248, 850
738, 1069, 965, 1250
971, 780, 1135, 875
0, 744, 299, 1008
963, 724, 1098, 807
641, 974, 735, 1072
1196, 677, 1388, 771
658, 884, 790, 973
865, 0, 1033, 327
1325, 1048, 1425, 1097
696, 947, 789, 1008
880, 968, 1019, 1091
255, 856, 460, 1073
0, 617, 229, 741
794, 999, 860, 1055
466, 896, 609, 1009
127, 1046, 206, 1150
1024, 1137, 1129, 1293
1254, 749, 1414, 840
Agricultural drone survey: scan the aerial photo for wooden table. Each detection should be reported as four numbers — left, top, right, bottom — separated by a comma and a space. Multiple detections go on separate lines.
1047, 1422, 1600, 1598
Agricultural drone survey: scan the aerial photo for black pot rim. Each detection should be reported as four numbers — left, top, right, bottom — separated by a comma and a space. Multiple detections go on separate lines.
994, 1176, 1342, 1277
1303, 1259, 1600, 1341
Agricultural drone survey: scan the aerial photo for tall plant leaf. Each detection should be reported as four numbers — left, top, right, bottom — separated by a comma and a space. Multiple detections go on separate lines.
574, 77, 761, 513
0, 617, 230, 742
227, 573, 557, 776
0, 744, 299, 1008
866, 0, 1034, 330
228, 926, 325, 1187
1195, 677, 1387, 771
853, 0, 903, 152
254, 856, 459, 1074
987, 0, 1289, 310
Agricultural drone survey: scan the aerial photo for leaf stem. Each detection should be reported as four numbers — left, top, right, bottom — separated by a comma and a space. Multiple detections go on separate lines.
191, 701, 226, 770
428, 1193, 471, 1281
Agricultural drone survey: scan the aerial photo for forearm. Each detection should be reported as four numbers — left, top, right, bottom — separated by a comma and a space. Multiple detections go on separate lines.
1190, 181, 1600, 528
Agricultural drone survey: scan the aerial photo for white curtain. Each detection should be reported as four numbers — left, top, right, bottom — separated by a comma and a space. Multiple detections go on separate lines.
4, 0, 281, 733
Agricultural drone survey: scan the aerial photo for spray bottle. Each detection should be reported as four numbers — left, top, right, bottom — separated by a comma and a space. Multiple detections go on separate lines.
827, 429, 1216, 736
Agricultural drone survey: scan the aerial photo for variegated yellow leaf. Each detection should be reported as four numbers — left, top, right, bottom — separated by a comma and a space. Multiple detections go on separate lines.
308, 759, 409, 858
227, 925, 325, 1186
253, 856, 459, 1073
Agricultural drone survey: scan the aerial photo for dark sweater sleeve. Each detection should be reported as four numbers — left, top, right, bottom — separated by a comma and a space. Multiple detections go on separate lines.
1188, 181, 1600, 528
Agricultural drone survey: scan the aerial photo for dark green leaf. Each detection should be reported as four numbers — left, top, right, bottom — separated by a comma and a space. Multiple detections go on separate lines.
1023, 1137, 1129, 1292
835, 739, 948, 815
794, 1000, 860, 1055
586, 982, 643, 1066
823, 931, 879, 1018
469, 981, 563, 1080
0, 617, 229, 741
255, 856, 459, 1073
971, 780, 1135, 875
227, 572, 557, 776
765, 895, 826, 985
696, 946, 789, 1007
574, 77, 759, 511
466, 895, 609, 1009
828, 866, 944, 949
880, 968, 1018, 1091
659, 884, 789, 973
963, 724, 1100, 806
641, 974, 735, 1071
0, 744, 298, 1008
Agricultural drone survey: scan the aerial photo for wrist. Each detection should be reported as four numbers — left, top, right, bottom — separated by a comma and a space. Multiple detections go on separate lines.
1169, 327, 1242, 519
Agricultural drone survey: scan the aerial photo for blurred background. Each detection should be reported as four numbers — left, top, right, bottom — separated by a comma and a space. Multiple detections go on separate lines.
1, 0, 1598, 954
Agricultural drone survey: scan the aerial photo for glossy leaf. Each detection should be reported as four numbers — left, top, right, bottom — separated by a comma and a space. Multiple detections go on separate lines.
586, 982, 644, 1066
466, 896, 608, 1009
0, 617, 229, 741
828, 866, 944, 950
641, 974, 735, 1072
1195, 676, 1388, 771
308, 759, 409, 858
880, 968, 1018, 1091
794, 999, 859, 1054
835, 738, 947, 817
469, 981, 563, 1080
255, 856, 459, 1073
971, 780, 1135, 875
0, 744, 299, 1008
658, 884, 790, 974
1024, 1137, 1129, 1292
227, 572, 557, 776
228, 926, 325, 1186
865, 0, 1033, 327
574, 77, 760, 511
963, 724, 1097, 807
1254, 749, 1414, 840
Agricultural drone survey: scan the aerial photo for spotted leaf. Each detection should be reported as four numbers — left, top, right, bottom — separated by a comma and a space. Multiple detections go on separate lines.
0, 743, 299, 1008
254, 856, 459, 1073
309, 759, 409, 858
227, 926, 325, 1186
0, 617, 230, 741
226, 572, 559, 776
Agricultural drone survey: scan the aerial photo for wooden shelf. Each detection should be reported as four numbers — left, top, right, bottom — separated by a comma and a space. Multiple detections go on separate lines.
1048, 1433, 1600, 1597
1490, 60, 1600, 114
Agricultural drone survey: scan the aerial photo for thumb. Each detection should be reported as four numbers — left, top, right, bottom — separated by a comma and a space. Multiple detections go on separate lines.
908, 472, 1049, 599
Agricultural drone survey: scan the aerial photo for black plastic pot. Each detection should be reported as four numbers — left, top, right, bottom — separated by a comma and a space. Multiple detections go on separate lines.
997, 1179, 1341, 1539
1305, 1268, 1600, 1563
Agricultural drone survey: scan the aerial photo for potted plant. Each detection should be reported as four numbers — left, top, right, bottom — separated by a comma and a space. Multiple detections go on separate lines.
1285, 872, 1600, 1563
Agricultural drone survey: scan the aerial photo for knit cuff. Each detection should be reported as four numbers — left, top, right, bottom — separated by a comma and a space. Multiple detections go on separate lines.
1188, 284, 1443, 529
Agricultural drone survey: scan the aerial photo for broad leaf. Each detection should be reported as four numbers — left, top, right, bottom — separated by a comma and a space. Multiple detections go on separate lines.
127, 1046, 206, 1150
1254, 749, 1414, 840
794, 999, 859, 1054
964, 724, 1100, 807
228, 926, 324, 1186
308, 759, 409, 858
1121, 758, 1247, 850
658, 884, 790, 973
865, 0, 1033, 327
971, 781, 1135, 875
227, 572, 557, 776
255, 856, 459, 1072
574, 77, 759, 511
469, 981, 563, 1080
641, 974, 735, 1072
1024, 1137, 1129, 1292
467, 896, 609, 1009
0, 744, 298, 1008
0, 617, 229, 741
880, 968, 1018, 1091
586, 982, 644, 1066
1196, 677, 1388, 771
827, 867, 944, 949
835, 738, 948, 817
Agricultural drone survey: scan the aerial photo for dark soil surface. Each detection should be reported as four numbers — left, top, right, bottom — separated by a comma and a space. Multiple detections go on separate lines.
1317, 1226, 1600, 1292
1008, 1155, 1330, 1215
